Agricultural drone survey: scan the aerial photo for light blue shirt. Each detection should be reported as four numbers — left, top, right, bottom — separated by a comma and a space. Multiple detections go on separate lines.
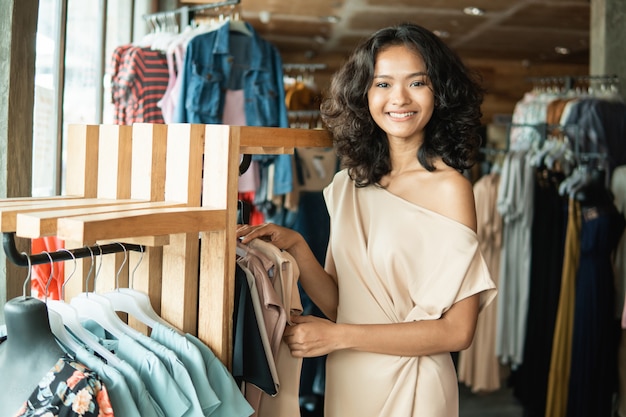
186, 333, 254, 417
116, 333, 191, 417
134, 331, 209, 417
112, 359, 166, 417
150, 323, 222, 416
82, 321, 191, 417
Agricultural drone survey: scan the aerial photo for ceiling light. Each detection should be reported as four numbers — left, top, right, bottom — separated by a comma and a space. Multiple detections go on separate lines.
463, 7, 485, 16
320, 15, 341, 23
259, 11, 271, 24
555, 46, 571, 55
433, 30, 450, 38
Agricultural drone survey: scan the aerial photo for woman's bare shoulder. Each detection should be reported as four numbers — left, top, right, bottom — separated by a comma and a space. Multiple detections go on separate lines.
427, 167, 477, 231
403, 164, 477, 231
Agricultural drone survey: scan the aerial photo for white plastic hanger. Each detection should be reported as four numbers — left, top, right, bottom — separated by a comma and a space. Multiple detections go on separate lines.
226, 6, 252, 37
102, 243, 177, 331
229, 19, 252, 36
40, 251, 83, 355
69, 245, 143, 340
43, 250, 122, 366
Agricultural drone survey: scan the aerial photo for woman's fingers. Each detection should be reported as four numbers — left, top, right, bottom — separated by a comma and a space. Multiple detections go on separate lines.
237, 223, 303, 252
236, 223, 271, 242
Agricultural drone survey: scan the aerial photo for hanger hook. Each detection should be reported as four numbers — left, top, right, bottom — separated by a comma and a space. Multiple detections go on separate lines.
59, 249, 77, 301
42, 250, 54, 304
84, 245, 95, 295
115, 242, 129, 290
93, 244, 104, 292
21, 251, 32, 298
130, 245, 144, 289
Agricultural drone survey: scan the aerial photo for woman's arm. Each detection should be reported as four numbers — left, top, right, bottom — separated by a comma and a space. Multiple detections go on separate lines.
237, 223, 339, 321
284, 293, 481, 358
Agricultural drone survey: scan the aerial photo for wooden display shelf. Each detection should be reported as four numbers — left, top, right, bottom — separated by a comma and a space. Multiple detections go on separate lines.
1, 123, 333, 368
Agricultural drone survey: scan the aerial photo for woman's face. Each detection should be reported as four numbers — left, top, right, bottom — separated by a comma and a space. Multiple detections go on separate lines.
367, 44, 435, 145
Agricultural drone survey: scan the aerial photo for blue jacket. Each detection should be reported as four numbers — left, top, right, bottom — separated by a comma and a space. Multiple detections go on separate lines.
175, 21, 292, 195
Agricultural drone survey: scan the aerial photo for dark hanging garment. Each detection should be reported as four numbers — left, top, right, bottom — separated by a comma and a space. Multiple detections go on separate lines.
232, 263, 276, 396
566, 193, 625, 417
513, 168, 567, 417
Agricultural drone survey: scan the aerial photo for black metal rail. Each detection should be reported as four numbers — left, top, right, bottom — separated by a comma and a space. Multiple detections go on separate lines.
2, 232, 143, 266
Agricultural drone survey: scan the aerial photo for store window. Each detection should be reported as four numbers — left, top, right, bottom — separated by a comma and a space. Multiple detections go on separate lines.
33, 0, 61, 197
33, 0, 139, 196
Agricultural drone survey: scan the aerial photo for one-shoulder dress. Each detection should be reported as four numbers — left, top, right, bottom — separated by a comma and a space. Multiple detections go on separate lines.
322, 169, 497, 417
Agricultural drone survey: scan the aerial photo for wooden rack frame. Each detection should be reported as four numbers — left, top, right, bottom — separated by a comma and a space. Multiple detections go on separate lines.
0, 123, 332, 367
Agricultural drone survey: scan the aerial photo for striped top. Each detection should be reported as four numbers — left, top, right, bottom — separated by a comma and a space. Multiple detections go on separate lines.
110, 45, 169, 125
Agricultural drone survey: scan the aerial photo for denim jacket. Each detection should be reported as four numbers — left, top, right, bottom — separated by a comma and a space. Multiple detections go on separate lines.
175, 21, 293, 196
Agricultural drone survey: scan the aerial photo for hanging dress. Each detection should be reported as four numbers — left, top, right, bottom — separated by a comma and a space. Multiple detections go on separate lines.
457, 172, 503, 393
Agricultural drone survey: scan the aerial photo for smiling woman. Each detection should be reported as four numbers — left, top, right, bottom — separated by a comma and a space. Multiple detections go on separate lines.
237, 23, 496, 417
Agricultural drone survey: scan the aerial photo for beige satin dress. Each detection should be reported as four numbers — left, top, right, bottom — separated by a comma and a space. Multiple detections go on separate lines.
322, 170, 497, 417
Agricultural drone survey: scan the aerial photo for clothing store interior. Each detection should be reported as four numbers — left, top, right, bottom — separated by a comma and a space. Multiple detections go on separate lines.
1, 0, 625, 416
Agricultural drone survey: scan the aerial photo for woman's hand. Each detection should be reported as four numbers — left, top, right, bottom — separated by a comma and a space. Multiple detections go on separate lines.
283, 314, 340, 358
236, 223, 304, 252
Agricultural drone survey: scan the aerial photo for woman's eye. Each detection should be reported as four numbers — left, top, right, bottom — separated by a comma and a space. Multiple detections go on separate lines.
411, 80, 425, 87
375, 82, 390, 88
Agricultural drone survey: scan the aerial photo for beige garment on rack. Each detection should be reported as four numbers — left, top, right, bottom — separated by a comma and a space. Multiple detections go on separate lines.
235, 259, 280, 417
247, 238, 304, 417
457, 172, 504, 393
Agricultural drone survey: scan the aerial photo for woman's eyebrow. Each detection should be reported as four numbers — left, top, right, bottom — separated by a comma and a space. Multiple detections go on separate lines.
372, 71, 428, 79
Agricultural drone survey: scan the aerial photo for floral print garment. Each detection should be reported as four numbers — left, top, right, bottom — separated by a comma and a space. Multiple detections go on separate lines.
14, 354, 114, 417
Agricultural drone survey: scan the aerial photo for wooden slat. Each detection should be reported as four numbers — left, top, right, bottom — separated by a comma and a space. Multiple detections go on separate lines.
0, 195, 83, 206
56, 207, 227, 244
16, 200, 186, 238
98, 124, 133, 200
237, 125, 332, 153
198, 124, 241, 366
65, 124, 100, 198
97, 235, 170, 247
127, 123, 169, 333
0, 198, 139, 232
161, 123, 205, 333
165, 124, 205, 206
63, 124, 101, 299
95, 125, 134, 296
131, 124, 168, 202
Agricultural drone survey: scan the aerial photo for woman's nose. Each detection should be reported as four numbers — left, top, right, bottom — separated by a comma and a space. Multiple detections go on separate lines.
390, 87, 411, 105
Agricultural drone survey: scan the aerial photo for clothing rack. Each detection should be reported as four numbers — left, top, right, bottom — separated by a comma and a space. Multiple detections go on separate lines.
526, 74, 619, 93
479, 147, 508, 156
505, 122, 585, 151
142, 0, 241, 29
283, 63, 327, 72
288, 110, 321, 118
0, 123, 332, 369
480, 122, 592, 168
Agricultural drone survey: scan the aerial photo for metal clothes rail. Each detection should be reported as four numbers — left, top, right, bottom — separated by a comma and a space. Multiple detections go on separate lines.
2, 232, 143, 267
142, 0, 241, 28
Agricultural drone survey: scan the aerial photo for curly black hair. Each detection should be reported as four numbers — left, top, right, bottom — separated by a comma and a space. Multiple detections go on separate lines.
320, 23, 485, 187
